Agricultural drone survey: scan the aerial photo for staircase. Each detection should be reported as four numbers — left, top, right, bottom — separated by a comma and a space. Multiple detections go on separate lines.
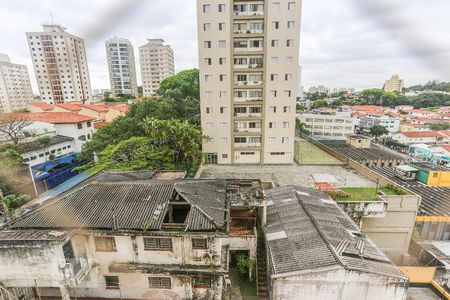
257, 232, 269, 300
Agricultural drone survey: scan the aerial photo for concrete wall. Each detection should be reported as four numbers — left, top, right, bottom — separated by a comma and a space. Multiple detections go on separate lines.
55, 122, 94, 152
271, 269, 407, 300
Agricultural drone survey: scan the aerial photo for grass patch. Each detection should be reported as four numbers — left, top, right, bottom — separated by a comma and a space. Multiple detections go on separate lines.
294, 140, 342, 164
336, 185, 407, 202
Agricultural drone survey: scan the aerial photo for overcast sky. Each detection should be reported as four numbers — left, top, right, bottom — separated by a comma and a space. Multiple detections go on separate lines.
1, 0, 450, 93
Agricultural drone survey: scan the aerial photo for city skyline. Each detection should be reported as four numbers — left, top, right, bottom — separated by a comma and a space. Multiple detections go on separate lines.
0, 0, 450, 94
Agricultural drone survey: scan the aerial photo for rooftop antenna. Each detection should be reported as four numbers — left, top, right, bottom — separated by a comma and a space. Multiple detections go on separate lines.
50, 11, 55, 24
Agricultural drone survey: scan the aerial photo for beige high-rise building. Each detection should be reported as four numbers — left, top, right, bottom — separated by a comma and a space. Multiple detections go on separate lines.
26, 23, 92, 104
0, 54, 34, 112
105, 37, 138, 98
139, 39, 175, 96
197, 0, 302, 164
384, 74, 404, 93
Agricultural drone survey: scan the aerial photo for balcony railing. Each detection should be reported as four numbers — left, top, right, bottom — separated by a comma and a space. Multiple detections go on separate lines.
234, 80, 263, 86
233, 11, 264, 17
234, 112, 262, 118
234, 127, 262, 133
59, 256, 95, 286
234, 142, 262, 148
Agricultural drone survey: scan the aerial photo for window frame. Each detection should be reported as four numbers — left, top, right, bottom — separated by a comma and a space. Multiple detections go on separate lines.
192, 238, 208, 250
143, 237, 173, 251
149, 277, 172, 289
94, 236, 117, 252
104, 275, 120, 289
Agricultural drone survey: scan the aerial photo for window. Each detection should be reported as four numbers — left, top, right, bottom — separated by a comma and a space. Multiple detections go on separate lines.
77, 123, 82, 129
220, 107, 227, 113
269, 122, 276, 128
271, 57, 278, 64
218, 4, 226, 12
192, 238, 208, 249
87, 121, 92, 127
203, 4, 210, 13
235, 137, 247, 143
221, 137, 228, 144
205, 91, 213, 98
272, 21, 279, 29
219, 74, 226, 81
144, 237, 173, 251
286, 39, 294, 47
272, 2, 280, 10
220, 122, 227, 128
206, 122, 213, 129
269, 137, 276, 144
203, 23, 211, 31
282, 137, 289, 144
95, 236, 116, 252
433, 173, 438, 178
204, 41, 211, 49
283, 122, 290, 128
219, 57, 226, 65
204, 58, 212, 65
149, 277, 171, 289
284, 90, 292, 97
105, 276, 119, 289
270, 74, 278, 81
204, 153, 218, 164
286, 56, 293, 64
218, 40, 226, 48
220, 91, 227, 98
288, 2, 296, 10
271, 40, 279, 47
205, 75, 212, 81
287, 21, 295, 29
193, 276, 213, 288
206, 107, 213, 114
269, 106, 276, 113
283, 106, 291, 113
219, 23, 226, 30
285, 74, 292, 81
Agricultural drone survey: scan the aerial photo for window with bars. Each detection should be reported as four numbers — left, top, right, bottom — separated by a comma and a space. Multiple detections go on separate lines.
105, 276, 120, 289
95, 236, 116, 252
192, 238, 208, 249
149, 277, 171, 289
143, 238, 173, 251
193, 276, 213, 288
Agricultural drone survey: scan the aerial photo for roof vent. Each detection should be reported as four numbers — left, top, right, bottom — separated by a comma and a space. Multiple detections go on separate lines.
336, 239, 350, 255
356, 239, 365, 255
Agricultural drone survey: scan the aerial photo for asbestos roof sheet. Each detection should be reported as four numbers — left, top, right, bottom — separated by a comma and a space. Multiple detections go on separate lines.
264, 186, 407, 280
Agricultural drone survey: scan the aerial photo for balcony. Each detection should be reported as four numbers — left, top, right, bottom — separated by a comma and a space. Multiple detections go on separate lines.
234, 112, 262, 118
234, 142, 262, 148
233, 11, 264, 18
59, 256, 95, 286
234, 127, 262, 133
234, 46, 263, 53
234, 80, 263, 87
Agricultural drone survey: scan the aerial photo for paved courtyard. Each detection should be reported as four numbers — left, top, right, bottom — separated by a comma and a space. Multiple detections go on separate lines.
199, 164, 376, 188
406, 287, 440, 300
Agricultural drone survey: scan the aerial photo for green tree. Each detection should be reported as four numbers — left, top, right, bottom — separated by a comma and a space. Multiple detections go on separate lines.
4, 194, 31, 209
312, 99, 328, 109
430, 123, 450, 131
296, 103, 307, 111
370, 125, 388, 137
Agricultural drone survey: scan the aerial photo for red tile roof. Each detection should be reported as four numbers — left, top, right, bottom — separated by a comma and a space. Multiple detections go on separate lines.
441, 145, 450, 152
438, 130, 450, 137
55, 103, 82, 111
407, 109, 434, 114
14, 112, 95, 124
29, 102, 54, 110
94, 121, 109, 128
400, 131, 442, 138
110, 103, 129, 113
81, 104, 108, 112
351, 105, 386, 112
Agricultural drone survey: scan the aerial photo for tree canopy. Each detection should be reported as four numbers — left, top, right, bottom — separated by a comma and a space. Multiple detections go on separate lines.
370, 125, 389, 137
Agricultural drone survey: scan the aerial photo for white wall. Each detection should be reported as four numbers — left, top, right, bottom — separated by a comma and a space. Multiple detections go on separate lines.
54, 121, 94, 152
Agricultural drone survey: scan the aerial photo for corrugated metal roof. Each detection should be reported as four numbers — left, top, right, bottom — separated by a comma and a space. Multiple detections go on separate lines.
265, 186, 407, 280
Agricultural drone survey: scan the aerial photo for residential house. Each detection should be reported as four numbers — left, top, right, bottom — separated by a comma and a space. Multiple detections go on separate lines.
392, 131, 444, 145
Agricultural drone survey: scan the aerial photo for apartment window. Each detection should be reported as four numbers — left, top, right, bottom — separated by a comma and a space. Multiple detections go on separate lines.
219, 57, 226, 65
269, 122, 276, 128
218, 4, 226, 12
269, 106, 276, 113
234, 107, 247, 114
218, 40, 226, 48
95, 236, 116, 252
235, 137, 247, 143
203, 23, 211, 31
192, 238, 208, 249
283, 122, 290, 128
271, 152, 286, 156
204, 41, 211, 49
193, 276, 213, 288
206, 107, 213, 114
105, 276, 120, 289
282, 137, 289, 144
221, 137, 228, 144
286, 39, 294, 47
272, 2, 280, 10
270, 74, 278, 81
285, 74, 292, 81
206, 122, 213, 129
149, 277, 171, 289
220, 122, 227, 128
270, 90, 277, 97
219, 74, 226, 81
220, 91, 227, 98
286, 56, 293, 64
283, 106, 291, 113
205, 75, 212, 81
287, 21, 295, 29
284, 90, 292, 97
204, 58, 212, 65
220, 107, 227, 113
203, 4, 211, 13
269, 137, 276, 144
250, 40, 262, 48
288, 2, 296, 10
144, 237, 173, 251
77, 123, 82, 129
205, 91, 213, 98
271, 40, 279, 47
205, 138, 214, 144
271, 57, 278, 64
272, 21, 279, 29
219, 23, 226, 30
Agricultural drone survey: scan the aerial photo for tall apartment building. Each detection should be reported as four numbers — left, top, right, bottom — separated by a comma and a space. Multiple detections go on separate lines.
384, 74, 404, 93
197, 0, 302, 164
105, 37, 138, 98
139, 39, 175, 96
26, 23, 92, 104
0, 54, 34, 112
